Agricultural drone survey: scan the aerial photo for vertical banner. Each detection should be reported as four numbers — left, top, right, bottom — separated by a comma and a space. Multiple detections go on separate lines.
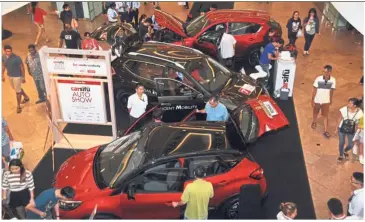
57, 80, 107, 124
273, 60, 296, 97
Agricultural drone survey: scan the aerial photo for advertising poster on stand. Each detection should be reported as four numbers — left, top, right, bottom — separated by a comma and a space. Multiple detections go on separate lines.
57, 80, 107, 124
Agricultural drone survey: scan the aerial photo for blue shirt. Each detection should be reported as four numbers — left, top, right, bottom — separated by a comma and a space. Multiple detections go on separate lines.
205, 103, 229, 121
27, 188, 59, 219
2, 118, 9, 146
259, 43, 275, 65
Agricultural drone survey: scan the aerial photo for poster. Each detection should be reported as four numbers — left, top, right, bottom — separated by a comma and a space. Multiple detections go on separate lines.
47, 57, 107, 76
273, 59, 296, 97
57, 80, 107, 124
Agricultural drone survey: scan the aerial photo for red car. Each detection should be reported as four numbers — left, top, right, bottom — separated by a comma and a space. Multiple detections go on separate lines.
54, 115, 268, 219
154, 9, 282, 66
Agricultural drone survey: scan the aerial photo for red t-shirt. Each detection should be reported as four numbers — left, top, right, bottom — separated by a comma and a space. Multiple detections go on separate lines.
33, 8, 47, 25
81, 39, 100, 50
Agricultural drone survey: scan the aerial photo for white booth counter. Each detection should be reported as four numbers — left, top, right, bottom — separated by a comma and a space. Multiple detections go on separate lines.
272, 54, 297, 98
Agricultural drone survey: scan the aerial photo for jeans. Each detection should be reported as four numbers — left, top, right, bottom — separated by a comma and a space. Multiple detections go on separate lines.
2, 143, 10, 169
120, 11, 129, 23
338, 128, 355, 157
33, 77, 46, 100
289, 36, 297, 45
304, 33, 315, 51
259, 63, 271, 78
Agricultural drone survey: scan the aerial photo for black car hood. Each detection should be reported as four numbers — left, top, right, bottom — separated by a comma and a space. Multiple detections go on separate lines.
218, 74, 264, 110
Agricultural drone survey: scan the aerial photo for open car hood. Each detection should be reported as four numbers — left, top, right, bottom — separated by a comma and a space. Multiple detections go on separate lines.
154, 9, 188, 38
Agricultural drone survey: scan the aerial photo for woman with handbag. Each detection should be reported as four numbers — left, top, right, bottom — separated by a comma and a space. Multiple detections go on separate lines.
286, 11, 302, 45
2, 159, 35, 219
335, 98, 364, 162
303, 8, 320, 55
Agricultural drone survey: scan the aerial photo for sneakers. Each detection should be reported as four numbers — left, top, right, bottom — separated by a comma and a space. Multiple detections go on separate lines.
303, 51, 310, 55
337, 156, 344, 162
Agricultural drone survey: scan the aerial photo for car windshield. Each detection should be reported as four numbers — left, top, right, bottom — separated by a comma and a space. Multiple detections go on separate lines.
188, 57, 232, 93
94, 131, 145, 188
236, 105, 259, 142
186, 15, 211, 37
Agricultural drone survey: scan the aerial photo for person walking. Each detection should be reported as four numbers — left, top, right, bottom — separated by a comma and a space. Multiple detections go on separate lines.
25, 44, 46, 104
31, 2, 51, 46
107, 3, 119, 24
2, 117, 14, 170
276, 202, 298, 220
26, 186, 75, 219
353, 117, 364, 164
127, 84, 148, 126
127, 2, 141, 28
172, 166, 214, 220
259, 38, 284, 78
286, 11, 302, 45
303, 8, 320, 55
311, 65, 336, 139
2, 45, 30, 114
335, 98, 363, 161
116, 2, 128, 23
348, 172, 364, 218
217, 26, 236, 69
196, 96, 229, 122
2, 159, 35, 219
59, 24, 82, 50
59, 4, 73, 29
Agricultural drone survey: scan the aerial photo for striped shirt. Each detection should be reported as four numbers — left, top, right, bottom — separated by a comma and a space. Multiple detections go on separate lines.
2, 170, 35, 192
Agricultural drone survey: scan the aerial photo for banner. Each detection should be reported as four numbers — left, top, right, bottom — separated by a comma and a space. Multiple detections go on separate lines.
273, 59, 296, 97
47, 57, 107, 76
57, 80, 107, 124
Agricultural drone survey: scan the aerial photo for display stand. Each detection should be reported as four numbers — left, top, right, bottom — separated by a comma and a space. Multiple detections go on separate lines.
272, 57, 297, 98
39, 47, 117, 170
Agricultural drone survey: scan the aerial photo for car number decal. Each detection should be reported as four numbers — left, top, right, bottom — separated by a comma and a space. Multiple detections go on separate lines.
262, 101, 278, 116
238, 84, 255, 95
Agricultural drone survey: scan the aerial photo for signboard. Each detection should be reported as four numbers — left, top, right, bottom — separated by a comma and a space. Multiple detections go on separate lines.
273, 59, 296, 97
47, 57, 107, 76
57, 80, 107, 124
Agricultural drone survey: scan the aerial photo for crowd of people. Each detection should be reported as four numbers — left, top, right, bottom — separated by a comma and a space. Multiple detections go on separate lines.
1, 1, 364, 220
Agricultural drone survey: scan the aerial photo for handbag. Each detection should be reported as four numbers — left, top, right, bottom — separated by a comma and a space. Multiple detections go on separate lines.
296, 29, 303, 37
340, 108, 359, 134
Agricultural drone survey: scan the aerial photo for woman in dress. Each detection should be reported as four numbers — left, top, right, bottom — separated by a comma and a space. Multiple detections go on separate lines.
2, 159, 35, 219
303, 8, 320, 55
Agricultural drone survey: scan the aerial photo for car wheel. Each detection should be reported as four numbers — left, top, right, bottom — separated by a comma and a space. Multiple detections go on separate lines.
221, 196, 240, 219
248, 48, 261, 67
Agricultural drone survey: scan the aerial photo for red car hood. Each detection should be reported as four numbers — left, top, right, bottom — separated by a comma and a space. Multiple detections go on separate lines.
54, 147, 111, 200
154, 9, 188, 38
246, 95, 289, 136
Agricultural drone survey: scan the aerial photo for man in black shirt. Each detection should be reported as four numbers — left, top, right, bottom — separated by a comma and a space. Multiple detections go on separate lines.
59, 24, 81, 49
59, 4, 73, 29
139, 17, 152, 42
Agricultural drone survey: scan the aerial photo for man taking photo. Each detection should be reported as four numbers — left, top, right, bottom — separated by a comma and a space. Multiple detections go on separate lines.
172, 166, 214, 220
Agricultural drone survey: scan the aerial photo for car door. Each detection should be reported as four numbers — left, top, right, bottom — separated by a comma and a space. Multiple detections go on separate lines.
119, 160, 187, 219
154, 77, 205, 122
227, 22, 263, 57
193, 23, 227, 57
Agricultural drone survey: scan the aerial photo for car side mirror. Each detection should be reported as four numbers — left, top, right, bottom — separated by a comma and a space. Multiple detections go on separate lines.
127, 183, 136, 200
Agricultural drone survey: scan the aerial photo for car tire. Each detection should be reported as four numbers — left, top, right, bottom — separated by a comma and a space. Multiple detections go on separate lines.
247, 48, 261, 67
220, 195, 240, 219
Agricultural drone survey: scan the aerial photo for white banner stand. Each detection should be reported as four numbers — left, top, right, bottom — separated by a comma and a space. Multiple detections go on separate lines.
272, 57, 297, 98
39, 47, 117, 154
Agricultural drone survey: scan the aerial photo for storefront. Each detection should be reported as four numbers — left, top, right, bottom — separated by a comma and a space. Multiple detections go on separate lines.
52, 1, 103, 21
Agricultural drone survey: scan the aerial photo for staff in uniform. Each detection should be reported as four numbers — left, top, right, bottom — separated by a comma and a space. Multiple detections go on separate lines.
127, 84, 148, 126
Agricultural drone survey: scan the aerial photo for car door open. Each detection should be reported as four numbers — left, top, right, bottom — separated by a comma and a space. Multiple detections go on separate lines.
154, 78, 203, 103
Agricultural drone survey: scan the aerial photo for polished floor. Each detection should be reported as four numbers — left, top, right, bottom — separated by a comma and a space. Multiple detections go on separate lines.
1, 2, 363, 219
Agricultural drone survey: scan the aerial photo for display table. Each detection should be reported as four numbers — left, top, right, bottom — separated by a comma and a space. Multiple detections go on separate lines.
272, 57, 296, 98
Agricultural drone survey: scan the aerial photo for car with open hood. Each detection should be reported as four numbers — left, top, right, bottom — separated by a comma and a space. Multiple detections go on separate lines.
110, 41, 288, 141
54, 119, 267, 219
153, 9, 282, 66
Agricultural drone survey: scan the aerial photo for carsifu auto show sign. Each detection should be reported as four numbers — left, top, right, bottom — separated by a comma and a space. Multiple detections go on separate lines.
47, 57, 108, 76
273, 59, 297, 97
57, 80, 107, 124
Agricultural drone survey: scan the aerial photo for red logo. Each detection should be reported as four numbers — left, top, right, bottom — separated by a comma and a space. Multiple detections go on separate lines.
88, 70, 96, 73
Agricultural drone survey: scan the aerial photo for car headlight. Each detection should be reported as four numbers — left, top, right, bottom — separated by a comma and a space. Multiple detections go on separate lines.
59, 200, 82, 211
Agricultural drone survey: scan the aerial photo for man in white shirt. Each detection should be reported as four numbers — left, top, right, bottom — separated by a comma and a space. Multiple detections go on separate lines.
107, 3, 118, 24
348, 172, 364, 218
115, 2, 128, 23
217, 27, 236, 69
327, 198, 363, 220
311, 65, 336, 138
127, 84, 148, 126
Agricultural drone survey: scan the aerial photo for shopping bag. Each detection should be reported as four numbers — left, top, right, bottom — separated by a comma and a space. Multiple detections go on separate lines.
9, 141, 24, 160
296, 29, 303, 37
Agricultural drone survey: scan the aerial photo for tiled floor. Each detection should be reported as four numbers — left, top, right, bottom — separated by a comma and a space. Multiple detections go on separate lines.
1, 2, 363, 219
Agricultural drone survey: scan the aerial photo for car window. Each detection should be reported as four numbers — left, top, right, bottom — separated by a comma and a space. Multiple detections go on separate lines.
186, 14, 211, 37
132, 160, 186, 193
156, 78, 197, 97
185, 155, 241, 179
228, 22, 262, 35
125, 60, 164, 81
206, 23, 227, 32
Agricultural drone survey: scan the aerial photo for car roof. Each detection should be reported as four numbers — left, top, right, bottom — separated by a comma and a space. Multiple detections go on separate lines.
205, 9, 271, 22
127, 42, 204, 69
143, 121, 234, 163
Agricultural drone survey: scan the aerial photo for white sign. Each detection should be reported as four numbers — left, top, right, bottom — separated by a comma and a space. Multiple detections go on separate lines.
273, 57, 297, 97
57, 80, 107, 124
47, 57, 107, 76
